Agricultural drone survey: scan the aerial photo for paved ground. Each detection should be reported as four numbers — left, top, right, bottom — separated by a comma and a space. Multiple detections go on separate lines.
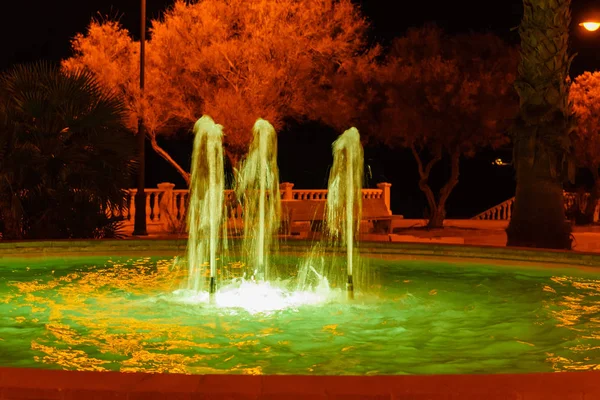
122, 218, 600, 253
385, 219, 600, 253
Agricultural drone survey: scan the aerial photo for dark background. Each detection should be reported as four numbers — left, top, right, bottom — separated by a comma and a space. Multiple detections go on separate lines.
2, 0, 599, 218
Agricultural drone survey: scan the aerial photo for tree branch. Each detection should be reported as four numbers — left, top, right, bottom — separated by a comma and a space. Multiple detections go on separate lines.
410, 144, 441, 180
220, 49, 236, 71
438, 148, 461, 208
410, 143, 439, 213
148, 135, 190, 186
219, 72, 240, 93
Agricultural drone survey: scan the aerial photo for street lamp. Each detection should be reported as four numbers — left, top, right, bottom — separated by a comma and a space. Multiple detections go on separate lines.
133, 0, 148, 236
580, 21, 600, 32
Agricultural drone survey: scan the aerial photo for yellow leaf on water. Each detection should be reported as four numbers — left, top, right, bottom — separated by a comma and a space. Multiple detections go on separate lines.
429, 289, 437, 295
543, 286, 557, 293
516, 340, 535, 347
323, 324, 343, 336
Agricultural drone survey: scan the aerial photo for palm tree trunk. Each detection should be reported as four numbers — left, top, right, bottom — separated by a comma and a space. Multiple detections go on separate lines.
506, 0, 574, 249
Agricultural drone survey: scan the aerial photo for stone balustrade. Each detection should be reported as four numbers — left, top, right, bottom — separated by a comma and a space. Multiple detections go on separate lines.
120, 182, 392, 234
472, 191, 600, 221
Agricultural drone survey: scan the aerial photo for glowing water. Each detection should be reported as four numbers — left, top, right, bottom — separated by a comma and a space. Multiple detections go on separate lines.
236, 119, 281, 281
175, 280, 336, 314
185, 116, 225, 293
326, 128, 364, 297
5, 255, 600, 374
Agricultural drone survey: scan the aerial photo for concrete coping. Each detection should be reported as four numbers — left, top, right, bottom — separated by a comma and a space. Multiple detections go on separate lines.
2, 238, 600, 271
0, 367, 599, 399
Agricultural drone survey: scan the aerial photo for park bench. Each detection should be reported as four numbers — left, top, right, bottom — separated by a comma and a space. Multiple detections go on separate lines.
280, 197, 395, 236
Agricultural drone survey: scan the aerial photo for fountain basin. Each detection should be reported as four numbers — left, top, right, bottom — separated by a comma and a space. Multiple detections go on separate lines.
0, 239, 599, 398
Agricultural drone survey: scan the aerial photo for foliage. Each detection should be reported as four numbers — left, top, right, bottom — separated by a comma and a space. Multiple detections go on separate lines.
328, 26, 518, 227
64, 0, 371, 181
0, 63, 136, 240
379, 26, 517, 156
569, 71, 600, 178
567, 71, 600, 224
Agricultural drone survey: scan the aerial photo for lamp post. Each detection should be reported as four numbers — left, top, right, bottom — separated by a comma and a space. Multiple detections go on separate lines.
580, 21, 600, 31
133, 0, 148, 236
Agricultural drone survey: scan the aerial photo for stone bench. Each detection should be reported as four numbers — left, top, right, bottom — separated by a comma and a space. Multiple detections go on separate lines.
281, 198, 396, 236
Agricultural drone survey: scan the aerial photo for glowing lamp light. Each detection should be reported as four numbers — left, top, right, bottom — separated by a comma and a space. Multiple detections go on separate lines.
580, 21, 600, 32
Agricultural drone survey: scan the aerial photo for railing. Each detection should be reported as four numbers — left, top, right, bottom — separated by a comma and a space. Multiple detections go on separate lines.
471, 197, 515, 220
121, 182, 392, 233
472, 192, 600, 221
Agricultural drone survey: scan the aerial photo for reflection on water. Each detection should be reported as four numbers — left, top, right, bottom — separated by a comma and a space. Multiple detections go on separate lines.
545, 275, 600, 371
0, 257, 599, 375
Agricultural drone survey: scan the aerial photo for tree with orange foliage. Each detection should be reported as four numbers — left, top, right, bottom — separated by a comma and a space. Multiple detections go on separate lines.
373, 26, 518, 228
569, 71, 600, 222
64, 0, 370, 184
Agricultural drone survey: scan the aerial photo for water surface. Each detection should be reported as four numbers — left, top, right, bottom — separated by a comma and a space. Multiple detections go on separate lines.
0, 256, 598, 375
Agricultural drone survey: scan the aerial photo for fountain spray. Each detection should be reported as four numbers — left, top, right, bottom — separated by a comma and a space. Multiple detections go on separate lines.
237, 119, 281, 282
186, 116, 225, 297
326, 128, 363, 300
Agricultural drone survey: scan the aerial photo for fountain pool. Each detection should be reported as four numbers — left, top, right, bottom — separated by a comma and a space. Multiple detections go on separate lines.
1, 242, 599, 376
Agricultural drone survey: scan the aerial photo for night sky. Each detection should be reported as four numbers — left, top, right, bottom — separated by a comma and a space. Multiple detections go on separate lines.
2, 0, 600, 218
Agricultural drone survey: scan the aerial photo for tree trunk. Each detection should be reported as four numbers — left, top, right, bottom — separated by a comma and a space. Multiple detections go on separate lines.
149, 136, 190, 186
427, 207, 445, 229
411, 145, 460, 229
506, 0, 573, 249
428, 150, 460, 228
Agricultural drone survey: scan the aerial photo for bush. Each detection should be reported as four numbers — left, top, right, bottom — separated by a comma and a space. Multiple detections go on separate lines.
0, 62, 136, 239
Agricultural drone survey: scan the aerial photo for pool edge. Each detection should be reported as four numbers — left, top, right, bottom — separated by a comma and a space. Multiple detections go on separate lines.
0, 367, 598, 399
3, 238, 600, 270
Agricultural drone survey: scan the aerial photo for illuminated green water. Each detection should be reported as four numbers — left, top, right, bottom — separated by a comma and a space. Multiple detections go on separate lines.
0, 256, 598, 375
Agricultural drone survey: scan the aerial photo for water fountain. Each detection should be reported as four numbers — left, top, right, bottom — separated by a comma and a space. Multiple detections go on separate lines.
182, 115, 368, 305
295, 127, 365, 299
236, 119, 281, 282
185, 116, 225, 296
325, 127, 364, 299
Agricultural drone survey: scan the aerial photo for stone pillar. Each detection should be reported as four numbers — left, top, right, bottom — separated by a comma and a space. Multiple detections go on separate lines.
377, 182, 392, 215
157, 182, 176, 231
280, 182, 295, 200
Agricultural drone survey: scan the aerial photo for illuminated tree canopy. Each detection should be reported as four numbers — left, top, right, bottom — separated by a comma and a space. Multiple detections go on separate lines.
64, 0, 370, 182
569, 71, 600, 221
570, 71, 600, 180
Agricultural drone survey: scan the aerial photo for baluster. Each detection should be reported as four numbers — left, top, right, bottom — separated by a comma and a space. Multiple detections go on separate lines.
169, 193, 177, 221
173, 193, 180, 220
145, 193, 153, 222
154, 193, 161, 222
155, 192, 162, 222
129, 190, 137, 222
179, 194, 186, 222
